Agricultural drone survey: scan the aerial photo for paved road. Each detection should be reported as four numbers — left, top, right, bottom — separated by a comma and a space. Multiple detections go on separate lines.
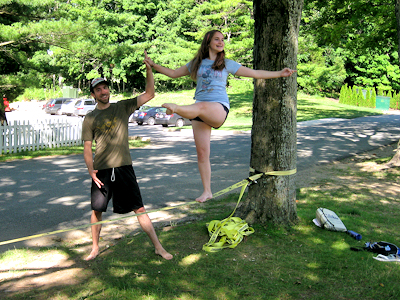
1, 112, 400, 252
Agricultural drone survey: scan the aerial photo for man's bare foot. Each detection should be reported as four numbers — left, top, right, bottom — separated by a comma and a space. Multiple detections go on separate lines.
195, 192, 213, 203
162, 103, 178, 115
155, 248, 173, 260
85, 248, 100, 261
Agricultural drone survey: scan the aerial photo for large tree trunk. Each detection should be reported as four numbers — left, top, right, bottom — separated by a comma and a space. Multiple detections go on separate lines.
389, 0, 400, 167
387, 139, 400, 167
237, 0, 303, 225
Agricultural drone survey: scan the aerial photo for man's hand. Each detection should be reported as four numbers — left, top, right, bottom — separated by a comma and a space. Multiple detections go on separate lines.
89, 169, 104, 189
144, 50, 154, 68
83, 140, 104, 189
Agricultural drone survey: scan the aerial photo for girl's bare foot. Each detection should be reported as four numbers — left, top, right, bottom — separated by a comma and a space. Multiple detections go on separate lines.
195, 192, 213, 203
155, 248, 173, 260
162, 103, 178, 115
85, 248, 99, 261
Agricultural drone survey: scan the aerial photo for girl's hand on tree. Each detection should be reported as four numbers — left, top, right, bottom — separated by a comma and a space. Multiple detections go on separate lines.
281, 68, 297, 77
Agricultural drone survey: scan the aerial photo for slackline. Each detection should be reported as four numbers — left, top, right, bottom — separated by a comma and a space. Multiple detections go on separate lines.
0, 168, 296, 246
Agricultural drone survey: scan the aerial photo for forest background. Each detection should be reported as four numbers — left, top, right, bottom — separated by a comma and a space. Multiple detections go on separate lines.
0, 0, 398, 103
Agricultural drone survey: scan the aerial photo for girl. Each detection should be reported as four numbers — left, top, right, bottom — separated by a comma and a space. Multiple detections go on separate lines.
145, 30, 296, 202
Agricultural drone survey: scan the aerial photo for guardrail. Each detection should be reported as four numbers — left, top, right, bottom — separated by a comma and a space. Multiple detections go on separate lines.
0, 119, 83, 154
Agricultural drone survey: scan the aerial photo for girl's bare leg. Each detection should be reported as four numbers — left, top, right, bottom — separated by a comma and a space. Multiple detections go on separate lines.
192, 121, 213, 202
162, 102, 226, 129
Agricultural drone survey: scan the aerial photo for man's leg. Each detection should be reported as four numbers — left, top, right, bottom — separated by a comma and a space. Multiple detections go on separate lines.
85, 210, 103, 261
134, 207, 173, 260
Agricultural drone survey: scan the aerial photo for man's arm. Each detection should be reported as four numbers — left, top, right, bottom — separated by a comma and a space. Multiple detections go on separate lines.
83, 140, 103, 188
137, 51, 155, 107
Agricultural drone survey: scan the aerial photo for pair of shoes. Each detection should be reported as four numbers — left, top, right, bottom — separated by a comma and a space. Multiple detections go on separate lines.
373, 254, 400, 262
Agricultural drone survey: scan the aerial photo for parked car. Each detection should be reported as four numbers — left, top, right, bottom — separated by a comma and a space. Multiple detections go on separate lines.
155, 109, 192, 127
129, 105, 151, 123
59, 98, 81, 116
135, 107, 164, 125
74, 99, 97, 117
44, 97, 73, 115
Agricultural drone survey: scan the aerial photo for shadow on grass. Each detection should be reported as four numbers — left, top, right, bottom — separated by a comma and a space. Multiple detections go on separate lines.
2, 161, 400, 300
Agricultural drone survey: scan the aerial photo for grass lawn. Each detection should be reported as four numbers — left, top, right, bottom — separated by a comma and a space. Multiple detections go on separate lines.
0, 139, 150, 162
1, 145, 399, 299
1, 81, 398, 299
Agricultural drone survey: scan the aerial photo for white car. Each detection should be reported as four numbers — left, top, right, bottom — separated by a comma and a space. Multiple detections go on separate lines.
74, 99, 97, 117
59, 98, 81, 116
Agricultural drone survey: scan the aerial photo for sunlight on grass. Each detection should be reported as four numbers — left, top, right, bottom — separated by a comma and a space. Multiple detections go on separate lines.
294, 224, 315, 234
306, 262, 321, 269
179, 254, 202, 266
310, 237, 325, 244
109, 267, 130, 278
331, 241, 351, 251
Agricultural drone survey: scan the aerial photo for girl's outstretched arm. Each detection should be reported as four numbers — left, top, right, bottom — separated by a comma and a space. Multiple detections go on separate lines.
144, 52, 190, 78
235, 66, 296, 79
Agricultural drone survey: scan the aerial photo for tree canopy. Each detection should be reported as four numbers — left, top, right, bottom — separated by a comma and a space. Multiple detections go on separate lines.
0, 0, 398, 101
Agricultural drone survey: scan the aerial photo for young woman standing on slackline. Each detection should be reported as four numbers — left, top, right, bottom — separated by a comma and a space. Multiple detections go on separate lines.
145, 30, 296, 203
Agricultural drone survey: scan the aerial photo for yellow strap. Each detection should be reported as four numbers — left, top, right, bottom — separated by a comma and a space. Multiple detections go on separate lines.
249, 167, 297, 176
0, 168, 296, 247
202, 168, 296, 252
202, 182, 251, 252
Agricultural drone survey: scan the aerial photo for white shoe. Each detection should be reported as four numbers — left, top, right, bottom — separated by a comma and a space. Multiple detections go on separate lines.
373, 254, 400, 262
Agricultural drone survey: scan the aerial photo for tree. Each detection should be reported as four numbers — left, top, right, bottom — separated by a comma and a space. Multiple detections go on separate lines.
387, 0, 400, 167
0, 0, 92, 100
301, 0, 400, 91
237, 0, 303, 225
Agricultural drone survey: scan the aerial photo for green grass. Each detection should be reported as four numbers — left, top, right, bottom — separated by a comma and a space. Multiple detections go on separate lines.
0, 139, 150, 162
147, 79, 381, 131
1, 156, 399, 299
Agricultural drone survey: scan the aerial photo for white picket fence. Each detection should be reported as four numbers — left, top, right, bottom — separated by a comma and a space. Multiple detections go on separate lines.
0, 119, 83, 154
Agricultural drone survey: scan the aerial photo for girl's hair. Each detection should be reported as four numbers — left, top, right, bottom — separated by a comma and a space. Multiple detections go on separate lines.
189, 30, 226, 80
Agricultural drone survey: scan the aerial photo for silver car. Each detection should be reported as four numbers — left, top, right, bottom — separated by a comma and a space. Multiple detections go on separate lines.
74, 99, 97, 117
44, 98, 73, 115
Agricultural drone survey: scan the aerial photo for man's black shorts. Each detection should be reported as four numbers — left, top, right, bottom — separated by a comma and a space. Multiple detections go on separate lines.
91, 165, 144, 214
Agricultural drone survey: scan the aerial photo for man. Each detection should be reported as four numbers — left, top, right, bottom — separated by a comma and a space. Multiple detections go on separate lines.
82, 52, 172, 261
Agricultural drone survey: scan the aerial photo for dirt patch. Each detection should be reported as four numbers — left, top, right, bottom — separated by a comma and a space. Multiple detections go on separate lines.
296, 142, 399, 190
1, 142, 399, 297
0, 250, 90, 297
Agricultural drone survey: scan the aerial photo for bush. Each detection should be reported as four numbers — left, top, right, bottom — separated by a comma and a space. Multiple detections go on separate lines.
339, 85, 377, 108
16, 88, 63, 102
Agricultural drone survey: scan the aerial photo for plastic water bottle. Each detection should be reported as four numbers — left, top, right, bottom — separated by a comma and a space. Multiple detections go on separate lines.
347, 230, 362, 240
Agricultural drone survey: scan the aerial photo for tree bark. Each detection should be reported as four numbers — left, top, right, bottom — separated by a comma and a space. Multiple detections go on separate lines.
0, 108, 7, 125
389, 0, 400, 167
387, 140, 400, 167
237, 0, 303, 225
